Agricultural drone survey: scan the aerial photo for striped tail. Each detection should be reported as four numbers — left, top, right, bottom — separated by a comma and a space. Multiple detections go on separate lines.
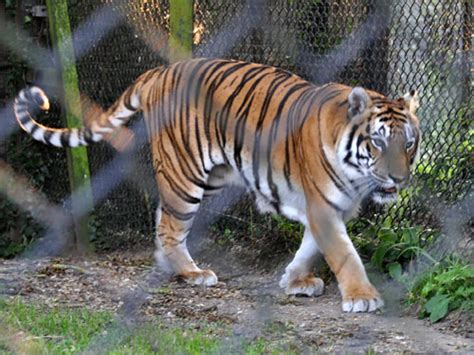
13, 86, 141, 148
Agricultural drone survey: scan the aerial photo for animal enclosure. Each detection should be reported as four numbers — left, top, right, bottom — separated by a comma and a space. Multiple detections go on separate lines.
0, 0, 472, 256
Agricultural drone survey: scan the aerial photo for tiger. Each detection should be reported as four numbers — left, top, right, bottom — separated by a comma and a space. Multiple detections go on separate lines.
14, 58, 420, 313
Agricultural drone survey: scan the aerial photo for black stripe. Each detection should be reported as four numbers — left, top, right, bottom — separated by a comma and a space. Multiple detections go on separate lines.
201, 61, 241, 165
194, 111, 209, 174
29, 125, 40, 137
83, 128, 94, 143
122, 85, 138, 111
192, 60, 228, 173
15, 106, 27, 116
18, 113, 30, 124
252, 72, 292, 190
180, 59, 209, 178
160, 63, 209, 187
24, 88, 34, 102
189, 59, 218, 107
233, 97, 254, 170
337, 99, 348, 107
345, 124, 359, 150
308, 177, 343, 212
233, 67, 273, 170
356, 134, 367, 146
124, 100, 136, 112
204, 184, 225, 191
43, 130, 53, 143
33, 91, 45, 107
213, 62, 254, 162
286, 87, 321, 189
315, 89, 352, 197
213, 66, 269, 163
60, 132, 69, 147
162, 204, 195, 221
344, 153, 362, 173
266, 82, 309, 210
160, 172, 201, 204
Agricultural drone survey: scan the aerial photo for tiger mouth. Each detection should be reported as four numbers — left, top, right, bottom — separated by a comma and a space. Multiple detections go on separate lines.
376, 186, 398, 195
371, 185, 399, 204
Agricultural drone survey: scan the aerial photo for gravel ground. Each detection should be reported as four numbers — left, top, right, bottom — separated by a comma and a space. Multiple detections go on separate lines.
0, 244, 472, 353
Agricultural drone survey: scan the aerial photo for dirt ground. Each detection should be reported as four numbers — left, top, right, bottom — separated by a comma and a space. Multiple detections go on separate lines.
0, 241, 472, 353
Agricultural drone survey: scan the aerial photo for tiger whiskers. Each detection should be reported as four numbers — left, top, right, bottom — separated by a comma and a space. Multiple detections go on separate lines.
352, 179, 378, 198
350, 177, 375, 192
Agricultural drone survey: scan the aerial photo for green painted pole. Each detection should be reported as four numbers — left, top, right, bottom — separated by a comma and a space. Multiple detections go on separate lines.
46, 0, 94, 254
169, 0, 193, 62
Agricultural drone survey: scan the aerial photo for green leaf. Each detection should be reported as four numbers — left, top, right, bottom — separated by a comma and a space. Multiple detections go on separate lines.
378, 228, 398, 244
388, 262, 402, 281
425, 294, 450, 323
370, 243, 390, 268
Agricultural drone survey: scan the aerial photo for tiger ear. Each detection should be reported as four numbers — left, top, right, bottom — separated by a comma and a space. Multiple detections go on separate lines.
348, 87, 371, 119
403, 89, 419, 114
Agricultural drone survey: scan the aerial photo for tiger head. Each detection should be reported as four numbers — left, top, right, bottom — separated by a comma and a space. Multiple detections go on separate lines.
341, 87, 421, 204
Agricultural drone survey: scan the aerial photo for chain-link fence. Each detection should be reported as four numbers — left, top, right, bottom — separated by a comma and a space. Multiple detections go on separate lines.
1, 0, 472, 256
0, 1, 472, 351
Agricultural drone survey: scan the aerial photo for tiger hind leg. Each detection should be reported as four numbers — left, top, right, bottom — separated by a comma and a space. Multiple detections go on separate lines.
279, 228, 324, 296
154, 198, 218, 286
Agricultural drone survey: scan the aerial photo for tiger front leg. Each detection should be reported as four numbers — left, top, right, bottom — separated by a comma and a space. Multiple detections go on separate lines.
279, 228, 325, 297
154, 206, 218, 286
308, 204, 384, 313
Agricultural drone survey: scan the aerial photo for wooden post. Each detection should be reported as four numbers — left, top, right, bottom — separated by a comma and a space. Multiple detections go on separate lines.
46, 0, 94, 254
169, 0, 193, 62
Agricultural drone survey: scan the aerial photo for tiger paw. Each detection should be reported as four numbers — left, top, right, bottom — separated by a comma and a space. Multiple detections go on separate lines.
342, 297, 384, 312
181, 269, 218, 286
280, 273, 324, 297
341, 284, 384, 312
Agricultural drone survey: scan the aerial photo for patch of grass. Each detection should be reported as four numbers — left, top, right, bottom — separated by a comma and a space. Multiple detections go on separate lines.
110, 325, 293, 355
0, 298, 113, 353
0, 298, 289, 354
107, 324, 222, 354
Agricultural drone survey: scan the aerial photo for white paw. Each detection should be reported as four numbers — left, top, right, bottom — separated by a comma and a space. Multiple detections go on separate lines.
281, 275, 324, 297
182, 269, 218, 286
279, 272, 290, 288
342, 297, 384, 313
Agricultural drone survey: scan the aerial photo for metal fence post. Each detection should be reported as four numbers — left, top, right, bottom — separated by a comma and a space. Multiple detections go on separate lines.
169, 0, 193, 62
45, 0, 94, 254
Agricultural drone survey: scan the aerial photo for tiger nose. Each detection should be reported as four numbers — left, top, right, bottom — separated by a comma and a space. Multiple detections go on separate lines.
389, 174, 407, 184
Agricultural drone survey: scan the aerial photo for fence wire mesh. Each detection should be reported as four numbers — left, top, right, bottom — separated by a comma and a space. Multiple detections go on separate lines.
0, 0, 472, 259
87, 0, 472, 255
0, 0, 472, 352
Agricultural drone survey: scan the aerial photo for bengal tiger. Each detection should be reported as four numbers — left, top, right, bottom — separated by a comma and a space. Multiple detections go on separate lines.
14, 58, 420, 313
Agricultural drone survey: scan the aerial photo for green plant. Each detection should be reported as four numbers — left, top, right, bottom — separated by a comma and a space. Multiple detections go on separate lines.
271, 215, 304, 239
0, 183, 46, 258
349, 218, 434, 273
371, 225, 436, 271
408, 258, 474, 323
352, 214, 473, 323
